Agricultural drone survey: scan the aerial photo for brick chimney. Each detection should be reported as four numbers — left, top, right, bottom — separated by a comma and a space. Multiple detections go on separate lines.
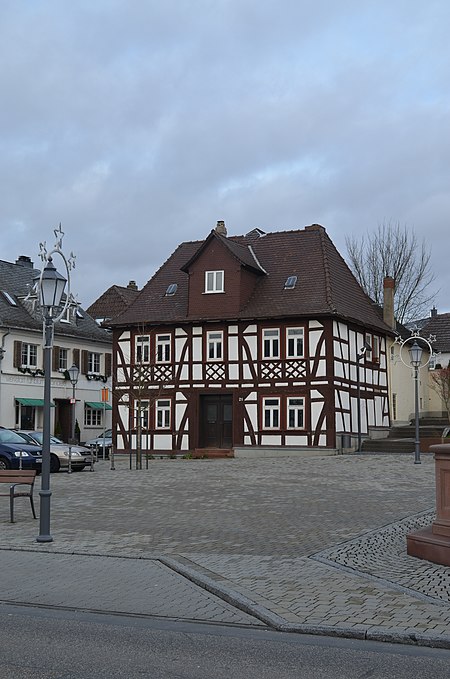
215, 220, 227, 236
431, 306, 438, 318
127, 280, 138, 291
383, 276, 395, 329
16, 255, 34, 268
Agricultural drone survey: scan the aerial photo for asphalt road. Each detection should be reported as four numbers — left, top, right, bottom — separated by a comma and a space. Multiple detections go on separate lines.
2, 603, 450, 679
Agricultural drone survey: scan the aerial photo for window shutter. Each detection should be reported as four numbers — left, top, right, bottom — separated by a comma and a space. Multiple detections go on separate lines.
81, 350, 89, 374
52, 346, 60, 371
13, 341, 22, 368
105, 352, 112, 377
73, 348, 80, 368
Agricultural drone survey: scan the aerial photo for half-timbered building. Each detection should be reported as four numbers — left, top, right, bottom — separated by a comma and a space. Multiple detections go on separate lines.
109, 222, 393, 456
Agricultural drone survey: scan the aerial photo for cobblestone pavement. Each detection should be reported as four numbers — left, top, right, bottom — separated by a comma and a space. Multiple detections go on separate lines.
2, 453, 449, 646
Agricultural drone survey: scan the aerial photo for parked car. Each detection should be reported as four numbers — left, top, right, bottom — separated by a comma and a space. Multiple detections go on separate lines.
16, 431, 93, 473
84, 429, 112, 458
0, 428, 42, 471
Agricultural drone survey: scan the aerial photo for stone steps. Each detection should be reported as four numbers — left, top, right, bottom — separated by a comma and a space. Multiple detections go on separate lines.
193, 448, 234, 459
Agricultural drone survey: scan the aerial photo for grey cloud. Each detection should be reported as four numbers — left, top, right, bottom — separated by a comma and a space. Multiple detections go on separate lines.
0, 1, 449, 313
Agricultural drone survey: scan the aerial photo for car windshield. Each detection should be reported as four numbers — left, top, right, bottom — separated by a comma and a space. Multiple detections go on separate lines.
0, 429, 36, 444
17, 431, 40, 444
26, 432, 64, 445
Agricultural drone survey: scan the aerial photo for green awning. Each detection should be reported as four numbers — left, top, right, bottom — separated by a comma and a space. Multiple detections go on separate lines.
16, 398, 55, 407
85, 401, 112, 410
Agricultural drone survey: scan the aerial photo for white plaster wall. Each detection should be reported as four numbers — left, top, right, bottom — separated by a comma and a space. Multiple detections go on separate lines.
192, 336, 202, 362
228, 335, 239, 361
245, 403, 258, 431
285, 435, 308, 445
175, 402, 187, 429
153, 434, 172, 449
245, 335, 258, 360
260, 434, 282, 445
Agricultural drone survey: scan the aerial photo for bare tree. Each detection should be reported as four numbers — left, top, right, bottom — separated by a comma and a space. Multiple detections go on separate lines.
345, 221, 436, 324
429, 367, 450, 423
113, 327, 166, 470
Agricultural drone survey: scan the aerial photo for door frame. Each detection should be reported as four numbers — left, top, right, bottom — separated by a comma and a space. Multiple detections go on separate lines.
198, 393, 233, 449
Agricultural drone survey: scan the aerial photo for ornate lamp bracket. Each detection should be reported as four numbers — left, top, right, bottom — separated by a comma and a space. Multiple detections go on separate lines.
393, 330, 437, 369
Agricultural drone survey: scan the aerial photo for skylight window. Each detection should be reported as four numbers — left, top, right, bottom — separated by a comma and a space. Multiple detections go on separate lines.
1, 290, 17, 306
165, 283, 178, 296
284, 276, 297, 290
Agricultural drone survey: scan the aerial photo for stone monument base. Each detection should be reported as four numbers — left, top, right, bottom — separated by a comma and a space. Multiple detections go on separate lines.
407, 525, 450, 566
407, 444, 450, 567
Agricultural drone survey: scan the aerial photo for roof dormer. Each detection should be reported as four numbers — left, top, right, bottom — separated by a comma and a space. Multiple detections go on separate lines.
180, 223, 266, 319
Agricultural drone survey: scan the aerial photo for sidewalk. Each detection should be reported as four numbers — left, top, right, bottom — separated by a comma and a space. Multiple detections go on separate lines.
2, 453, 450, 647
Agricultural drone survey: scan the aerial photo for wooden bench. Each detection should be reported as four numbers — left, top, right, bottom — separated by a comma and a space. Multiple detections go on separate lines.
0, 470, 37, 523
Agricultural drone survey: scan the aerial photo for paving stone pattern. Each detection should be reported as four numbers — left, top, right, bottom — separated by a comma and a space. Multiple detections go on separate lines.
2, 454, 450, 644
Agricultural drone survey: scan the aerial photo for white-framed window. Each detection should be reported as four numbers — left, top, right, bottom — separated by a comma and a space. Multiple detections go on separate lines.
85, 407, 102, 427
364, 333, 380, 363
372, 336, 380, 362
207, 331, 223, 361
21, 343, 38, 368
60, 306, 72, 324
88, 352, 101, 374
156, 399, 171, 429
135, 400, 149, 429
287, 397, 305, 429
262, 328, 280, 359
156, 334, 171, 363
204, 270, 224, 293
136, 335, 150, 364
262, 397, 280, 429
286, 328, 304, 358
58, 347, 68, 371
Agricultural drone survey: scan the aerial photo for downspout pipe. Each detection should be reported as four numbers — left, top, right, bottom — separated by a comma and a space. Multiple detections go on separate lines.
0, 329, 11, 425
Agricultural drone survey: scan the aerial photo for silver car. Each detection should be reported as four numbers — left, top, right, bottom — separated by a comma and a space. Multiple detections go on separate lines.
17, 431, 93, 473
84, 429, 112, 458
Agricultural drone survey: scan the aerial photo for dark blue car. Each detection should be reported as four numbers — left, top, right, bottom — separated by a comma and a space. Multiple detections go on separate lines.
0, 428, 42, 471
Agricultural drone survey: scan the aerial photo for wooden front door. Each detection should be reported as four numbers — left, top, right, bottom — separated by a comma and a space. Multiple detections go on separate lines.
54, 399, 72, 442
199, 395, 233, 449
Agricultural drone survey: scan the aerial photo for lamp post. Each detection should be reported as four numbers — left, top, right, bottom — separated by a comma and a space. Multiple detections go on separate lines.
31, 225, 76, 543
34, 258, 67, 542
67, 363, 80, 474
356, 341, 371, 452
409, 340, 423, 465
395, 331, 435, 466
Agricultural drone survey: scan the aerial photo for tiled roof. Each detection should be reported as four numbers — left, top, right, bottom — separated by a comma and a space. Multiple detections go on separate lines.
86, 285, 140, 321
421, 313, 450, 353
109, 225, 392, 334
0, 258, 111, 343
181, 230, 266, 275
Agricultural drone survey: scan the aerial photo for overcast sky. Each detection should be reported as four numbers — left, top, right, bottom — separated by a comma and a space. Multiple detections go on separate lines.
1, 1, 449, 314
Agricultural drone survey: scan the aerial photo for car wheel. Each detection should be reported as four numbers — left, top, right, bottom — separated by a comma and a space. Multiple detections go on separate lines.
0, 457, 11, 470
50, 454, 60, 473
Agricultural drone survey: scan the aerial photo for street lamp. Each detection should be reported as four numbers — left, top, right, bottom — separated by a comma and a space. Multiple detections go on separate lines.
356, 341, 371, 452
67, 363, 80, 474
34, 258, 67, 542
409, 340, 423, 465
31, 225, 76, 543
394, 331, 435, 466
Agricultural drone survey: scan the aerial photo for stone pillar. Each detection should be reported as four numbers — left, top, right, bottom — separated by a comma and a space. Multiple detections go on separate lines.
406, 444, 450, 565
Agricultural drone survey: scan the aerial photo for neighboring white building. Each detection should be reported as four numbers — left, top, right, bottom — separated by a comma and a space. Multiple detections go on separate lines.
421, 309, 450, 419
0, 255, 112, 443
375, 277, 432, 427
